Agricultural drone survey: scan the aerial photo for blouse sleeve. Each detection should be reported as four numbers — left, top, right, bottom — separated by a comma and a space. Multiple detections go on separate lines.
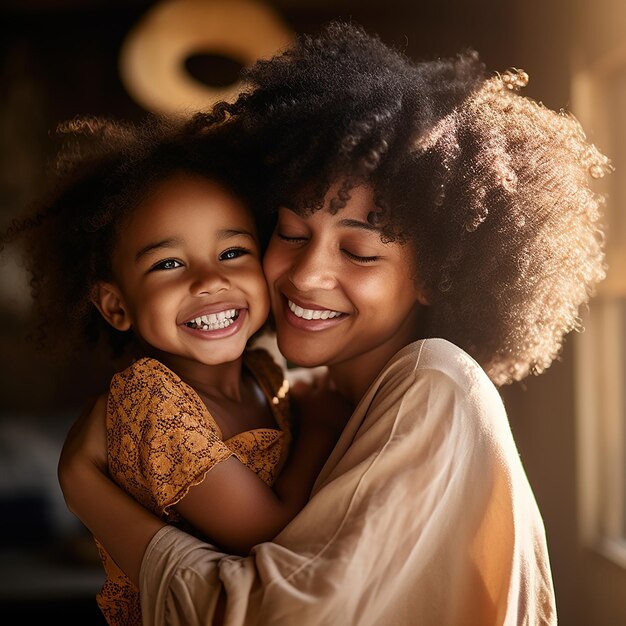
107, 358, 233, 518
139, 340, 557, 626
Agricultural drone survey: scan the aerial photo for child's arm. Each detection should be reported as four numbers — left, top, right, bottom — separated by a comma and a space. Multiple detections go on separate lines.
175, 385, 353, 554
267, 380, 353, 510
58, 384, 352, 587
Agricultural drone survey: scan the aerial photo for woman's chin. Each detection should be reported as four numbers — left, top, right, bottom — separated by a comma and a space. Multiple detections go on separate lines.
277, 341, 327, 369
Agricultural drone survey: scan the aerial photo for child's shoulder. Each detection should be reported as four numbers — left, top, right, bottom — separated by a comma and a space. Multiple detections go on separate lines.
108, 357, 208, 420
244, 347, 285, 376
110, 357, 187, 396
244, 347, 289, 404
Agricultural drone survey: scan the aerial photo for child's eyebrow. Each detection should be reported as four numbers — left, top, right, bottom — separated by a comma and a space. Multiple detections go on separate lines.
135, 238, 180, 262
135, 229, 257, 262
216, 228, 256, 241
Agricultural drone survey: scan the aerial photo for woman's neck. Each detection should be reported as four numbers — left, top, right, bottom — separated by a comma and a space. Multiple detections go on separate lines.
328, 338, 420, 407
327, 306, 427, 406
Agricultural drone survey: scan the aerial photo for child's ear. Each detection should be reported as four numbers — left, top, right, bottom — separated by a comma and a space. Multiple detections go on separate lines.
91, 282, 132, 331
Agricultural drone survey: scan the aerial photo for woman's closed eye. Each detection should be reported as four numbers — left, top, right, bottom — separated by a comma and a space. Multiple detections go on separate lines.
277, 231, 307, 243
277, 231, 380, 263
342, 249, 380, 263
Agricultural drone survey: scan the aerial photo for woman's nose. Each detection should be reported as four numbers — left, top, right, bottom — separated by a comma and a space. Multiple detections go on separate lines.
190, 266, 230, 296
288, 245, 337, 292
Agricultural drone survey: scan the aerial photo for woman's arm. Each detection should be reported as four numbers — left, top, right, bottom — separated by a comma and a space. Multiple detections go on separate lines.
59, 381, 351, 576
140, 342, 557, 626
58, 395, 166, 585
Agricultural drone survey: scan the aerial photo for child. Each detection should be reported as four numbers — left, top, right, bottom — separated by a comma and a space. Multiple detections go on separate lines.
1, 115, 347, 626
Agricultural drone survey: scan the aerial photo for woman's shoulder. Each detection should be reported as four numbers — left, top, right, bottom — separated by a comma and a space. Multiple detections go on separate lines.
384, 338, 495, 395
371, 339, 508, 440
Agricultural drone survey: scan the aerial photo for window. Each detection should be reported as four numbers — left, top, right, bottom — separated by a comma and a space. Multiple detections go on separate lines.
574, 57, 626, 567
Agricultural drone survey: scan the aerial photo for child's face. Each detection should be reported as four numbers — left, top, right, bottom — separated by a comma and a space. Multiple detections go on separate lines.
262, 184, 426, 371
97, 173, 269, 368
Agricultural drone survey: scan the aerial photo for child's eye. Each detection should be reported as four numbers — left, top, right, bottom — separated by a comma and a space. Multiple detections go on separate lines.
151, 258, 183, 271
342, 249, 380, 263
219, 247, 249, 261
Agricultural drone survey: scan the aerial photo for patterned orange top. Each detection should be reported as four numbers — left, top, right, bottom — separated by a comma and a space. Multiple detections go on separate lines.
95, 348, 291, 626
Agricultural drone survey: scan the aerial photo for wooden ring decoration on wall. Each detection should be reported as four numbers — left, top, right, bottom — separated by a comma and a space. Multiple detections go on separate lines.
119, 0, 294, 117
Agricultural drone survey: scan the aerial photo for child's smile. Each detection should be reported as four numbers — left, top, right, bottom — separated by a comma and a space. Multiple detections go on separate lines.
180, 307, 248, 339
183, 307, 239, 331
94, 172, 270, 372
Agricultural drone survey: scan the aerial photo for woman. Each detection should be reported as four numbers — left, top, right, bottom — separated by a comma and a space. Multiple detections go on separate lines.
58, 22, 610, 625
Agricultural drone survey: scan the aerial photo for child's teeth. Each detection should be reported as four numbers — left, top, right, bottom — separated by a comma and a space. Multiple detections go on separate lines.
187, 309, 238, 331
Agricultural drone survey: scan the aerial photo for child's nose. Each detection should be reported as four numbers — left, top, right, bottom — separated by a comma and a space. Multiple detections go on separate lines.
190, 267, 230, 296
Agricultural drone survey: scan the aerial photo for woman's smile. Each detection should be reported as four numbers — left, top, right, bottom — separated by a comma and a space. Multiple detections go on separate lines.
263, 184, 425, 383
283, 295, 347, 330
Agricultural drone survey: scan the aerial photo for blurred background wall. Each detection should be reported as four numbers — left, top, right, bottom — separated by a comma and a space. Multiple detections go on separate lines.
0, 1, 623, 623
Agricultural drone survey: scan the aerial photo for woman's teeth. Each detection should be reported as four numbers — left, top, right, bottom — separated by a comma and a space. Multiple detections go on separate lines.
186, 309, 238, 331
288, 300, 342, 320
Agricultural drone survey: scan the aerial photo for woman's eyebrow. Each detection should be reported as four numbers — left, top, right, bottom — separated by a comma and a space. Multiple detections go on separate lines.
336, 218, 380, 233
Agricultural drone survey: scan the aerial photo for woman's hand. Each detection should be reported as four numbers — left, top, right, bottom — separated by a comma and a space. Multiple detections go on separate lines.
58, 393, 108, 513
57, 392, 166, 585
66, 394, 108, 466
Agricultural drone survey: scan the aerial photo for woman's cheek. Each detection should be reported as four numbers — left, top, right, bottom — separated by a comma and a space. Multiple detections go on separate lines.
262, 245, 286, 283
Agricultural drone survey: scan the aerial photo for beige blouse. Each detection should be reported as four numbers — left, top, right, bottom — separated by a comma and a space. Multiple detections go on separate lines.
95, 348, 291, 626
140, 338, 557, 626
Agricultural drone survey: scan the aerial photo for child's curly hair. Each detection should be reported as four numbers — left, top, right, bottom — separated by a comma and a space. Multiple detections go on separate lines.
1, 114, 264, 357
3, 21, 612, 386
190, 21, 611, 386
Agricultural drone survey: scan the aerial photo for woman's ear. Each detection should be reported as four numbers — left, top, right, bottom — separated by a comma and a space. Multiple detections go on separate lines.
416, 289, 429, 306
91, 282, 132, 331
412, 276, 429, 307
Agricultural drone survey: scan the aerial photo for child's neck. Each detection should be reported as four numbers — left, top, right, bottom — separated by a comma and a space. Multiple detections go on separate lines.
151, 352, 246, 403
146, 351, 276, 440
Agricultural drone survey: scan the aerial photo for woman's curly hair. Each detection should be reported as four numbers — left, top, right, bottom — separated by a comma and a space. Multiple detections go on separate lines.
0, 114, 264, 357
191, 20, 611, 385
3, 21, 611, 386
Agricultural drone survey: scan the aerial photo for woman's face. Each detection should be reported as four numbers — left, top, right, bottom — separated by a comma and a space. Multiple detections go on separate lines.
263, 184, 426, 374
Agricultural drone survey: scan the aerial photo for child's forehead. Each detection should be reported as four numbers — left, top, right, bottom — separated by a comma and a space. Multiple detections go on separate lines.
116, 173, 257, 245
139, 170, 243, 201
130, 171, 249, 215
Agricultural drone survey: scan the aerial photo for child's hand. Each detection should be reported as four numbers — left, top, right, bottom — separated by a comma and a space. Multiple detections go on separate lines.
290, 377, 353, 442
270, 377, 354, 512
